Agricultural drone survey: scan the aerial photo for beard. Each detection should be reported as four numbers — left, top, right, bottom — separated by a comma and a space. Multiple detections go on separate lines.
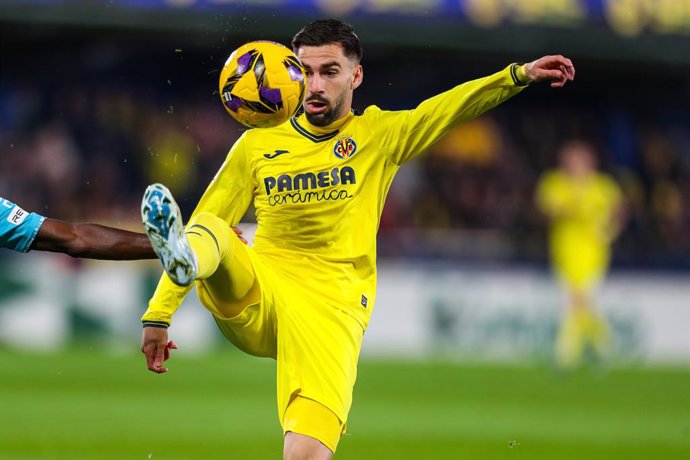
304, 92, 347, 127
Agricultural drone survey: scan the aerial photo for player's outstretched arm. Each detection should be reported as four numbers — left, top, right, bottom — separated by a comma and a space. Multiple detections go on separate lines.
521, 55, 575, 87
141, 326, 177, 374
31, 218, 156, 260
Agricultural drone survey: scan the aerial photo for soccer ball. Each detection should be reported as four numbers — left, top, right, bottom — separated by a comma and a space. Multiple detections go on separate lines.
219, 41, 306, 128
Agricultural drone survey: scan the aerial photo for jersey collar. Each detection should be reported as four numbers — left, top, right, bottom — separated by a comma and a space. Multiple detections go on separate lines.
291, 112, 354, 143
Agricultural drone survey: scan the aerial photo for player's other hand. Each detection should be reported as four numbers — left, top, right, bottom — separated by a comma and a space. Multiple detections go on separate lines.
141, 326, 177, 374
232, 226, 248, 245
524, 55, 575, 88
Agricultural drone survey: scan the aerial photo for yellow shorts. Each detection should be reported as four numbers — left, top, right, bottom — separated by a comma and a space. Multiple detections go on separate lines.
551, 240, 610, 292
196, 239, 363, 453
283, 396, 345, 452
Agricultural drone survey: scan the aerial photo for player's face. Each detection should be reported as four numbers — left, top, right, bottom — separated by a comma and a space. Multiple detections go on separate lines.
561, 144, 596, 177
296, 43, 363, 127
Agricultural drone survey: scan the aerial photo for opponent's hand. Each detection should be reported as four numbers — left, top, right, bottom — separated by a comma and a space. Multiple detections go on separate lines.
232, 226, 248, 245
141, 326, 177, 374
523, 55, 575, 88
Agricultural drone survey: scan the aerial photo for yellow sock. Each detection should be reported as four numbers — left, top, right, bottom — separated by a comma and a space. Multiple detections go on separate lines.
555, 309, 586, 368
584, 309, 611, 358
184, 212, 231, 280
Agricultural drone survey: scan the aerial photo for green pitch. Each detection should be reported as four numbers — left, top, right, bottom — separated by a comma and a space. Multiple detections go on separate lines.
0, 347, 688, 459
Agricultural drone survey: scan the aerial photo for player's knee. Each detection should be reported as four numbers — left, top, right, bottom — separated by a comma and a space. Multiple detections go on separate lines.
187, 212, 237, 251
283, 432, 333, 460
188, 212, 230, 236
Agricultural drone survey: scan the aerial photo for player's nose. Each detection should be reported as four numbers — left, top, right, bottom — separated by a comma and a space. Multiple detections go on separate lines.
306, 73, 325, 93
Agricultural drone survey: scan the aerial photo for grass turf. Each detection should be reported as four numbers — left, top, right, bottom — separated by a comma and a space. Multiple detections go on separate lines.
0, 347, 688, 459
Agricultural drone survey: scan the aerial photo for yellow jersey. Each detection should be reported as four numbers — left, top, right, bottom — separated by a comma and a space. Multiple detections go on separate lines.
536, 169, 623, 288
143, 64, 527, 328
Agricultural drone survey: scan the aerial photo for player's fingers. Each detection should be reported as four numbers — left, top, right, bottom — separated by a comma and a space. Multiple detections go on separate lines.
144, 346, 166, 373
544, 54, 571, 67
551, 76, 568, 88
153, 344, 167, 373
163, 340, 178, 361
537, 68, 566, 81
144, 347, 156, 371
232, 226, 249, 245
561, 63, 575, 80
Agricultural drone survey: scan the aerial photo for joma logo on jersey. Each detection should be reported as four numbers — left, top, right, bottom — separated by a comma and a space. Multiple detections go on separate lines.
334, 137, 357, 159
264, 166, 356, 195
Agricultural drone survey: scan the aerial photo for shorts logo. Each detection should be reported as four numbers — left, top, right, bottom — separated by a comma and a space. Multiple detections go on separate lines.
333, 137, 357, 159
7, 206, 28, 226
361, 295, 368, 308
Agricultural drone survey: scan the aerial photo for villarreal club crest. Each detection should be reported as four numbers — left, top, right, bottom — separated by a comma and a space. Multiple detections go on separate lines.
334, 137, 357, 159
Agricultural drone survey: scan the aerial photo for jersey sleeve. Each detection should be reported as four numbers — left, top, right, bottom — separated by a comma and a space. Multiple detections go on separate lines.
141, 134, 255, 327
0, 197, 46, 253
373, 64, 528, 166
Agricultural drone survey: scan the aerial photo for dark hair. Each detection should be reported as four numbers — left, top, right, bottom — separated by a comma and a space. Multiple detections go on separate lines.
291, 19, 362, 62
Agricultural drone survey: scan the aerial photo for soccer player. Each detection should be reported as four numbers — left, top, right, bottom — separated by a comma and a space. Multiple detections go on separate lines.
140, 19, 575, 459
0, 196, 245, 259
535, 140, 625, 369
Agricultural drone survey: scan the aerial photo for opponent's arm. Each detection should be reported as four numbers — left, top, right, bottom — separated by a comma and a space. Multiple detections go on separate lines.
31, 219, 156, 260
378, 55, 574, 165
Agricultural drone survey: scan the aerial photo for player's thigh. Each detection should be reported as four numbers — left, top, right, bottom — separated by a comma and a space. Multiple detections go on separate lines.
211, 298, 277, 358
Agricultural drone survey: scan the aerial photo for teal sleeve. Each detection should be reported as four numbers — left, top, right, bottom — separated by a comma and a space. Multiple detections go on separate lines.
0, 197, 46, 253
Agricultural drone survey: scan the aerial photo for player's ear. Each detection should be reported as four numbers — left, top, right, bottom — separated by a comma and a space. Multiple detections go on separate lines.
351, 64, 363, 90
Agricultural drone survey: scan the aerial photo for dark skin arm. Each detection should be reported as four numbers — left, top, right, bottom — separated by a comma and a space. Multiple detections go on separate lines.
30, 218, 247, 260
31, 218, 155, 260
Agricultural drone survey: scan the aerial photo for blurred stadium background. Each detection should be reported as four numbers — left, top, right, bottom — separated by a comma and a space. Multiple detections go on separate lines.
1, 1, 689, 459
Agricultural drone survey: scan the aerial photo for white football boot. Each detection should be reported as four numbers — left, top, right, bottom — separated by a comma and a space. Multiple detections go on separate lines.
141, 183, 198, 286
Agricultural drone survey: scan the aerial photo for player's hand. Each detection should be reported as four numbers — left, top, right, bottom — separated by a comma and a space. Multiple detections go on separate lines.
141, 326, 177, 374
232, 226, 248, 245
523, 55, 575, 88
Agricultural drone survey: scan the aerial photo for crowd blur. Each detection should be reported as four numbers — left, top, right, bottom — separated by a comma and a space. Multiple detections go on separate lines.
1, 38, 689, 269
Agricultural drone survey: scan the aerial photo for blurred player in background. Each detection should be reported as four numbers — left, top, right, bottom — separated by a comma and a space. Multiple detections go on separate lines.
140, 19, 575, 460
0, 196, 246, 259
536, 140, 625, 369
